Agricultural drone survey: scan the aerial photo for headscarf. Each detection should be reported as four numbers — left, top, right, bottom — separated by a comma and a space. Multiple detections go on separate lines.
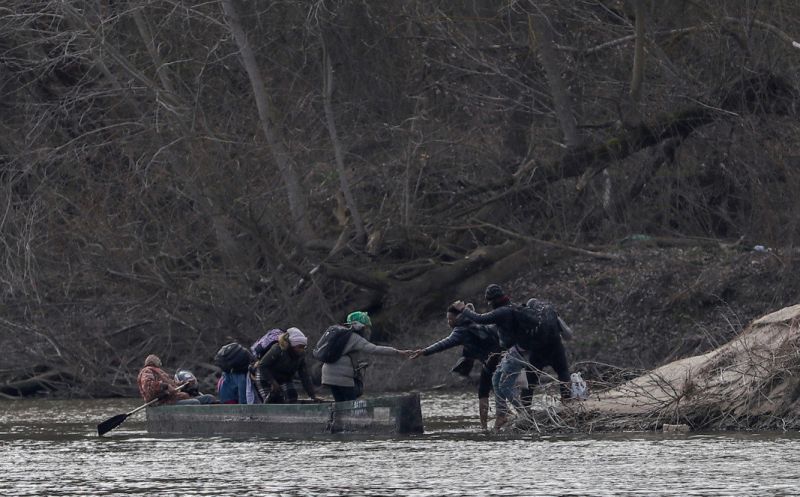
346, 311, 372, 327
144, 354, 162, 368
286, 327, 308, 347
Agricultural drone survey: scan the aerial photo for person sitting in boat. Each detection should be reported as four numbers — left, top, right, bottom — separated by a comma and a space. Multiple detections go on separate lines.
409, 302, 503, 430
320, 311, 412, 402
253, 328, 319, 403
174, 369, 218, 404
137, 354, 196, 405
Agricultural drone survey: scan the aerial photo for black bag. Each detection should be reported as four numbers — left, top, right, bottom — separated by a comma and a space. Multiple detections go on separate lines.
510, 300, 560, 349
312, 324, 354, 363
214, 342, 252, 373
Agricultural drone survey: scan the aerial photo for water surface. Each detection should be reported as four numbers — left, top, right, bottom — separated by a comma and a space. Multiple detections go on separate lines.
1, 392, 799, 496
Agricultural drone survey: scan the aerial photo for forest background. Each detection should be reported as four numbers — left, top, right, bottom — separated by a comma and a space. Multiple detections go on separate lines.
2, 0, 800, 398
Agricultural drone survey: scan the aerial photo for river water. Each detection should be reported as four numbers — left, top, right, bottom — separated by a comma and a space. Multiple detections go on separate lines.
1, 392, 799, 496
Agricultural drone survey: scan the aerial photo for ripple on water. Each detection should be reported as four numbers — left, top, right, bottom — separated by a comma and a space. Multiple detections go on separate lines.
1, 396, 800, 496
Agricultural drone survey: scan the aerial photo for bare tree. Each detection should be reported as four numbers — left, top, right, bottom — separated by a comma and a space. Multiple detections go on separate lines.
220, 0, 314, 242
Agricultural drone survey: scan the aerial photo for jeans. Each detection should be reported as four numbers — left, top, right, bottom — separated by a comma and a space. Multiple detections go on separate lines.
492, 346, 527, 417
218, 371, 248, 404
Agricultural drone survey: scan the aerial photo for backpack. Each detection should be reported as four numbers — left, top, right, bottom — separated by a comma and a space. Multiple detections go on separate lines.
214, 342, 253, 373
312, 324, 356, 363
251, 328, 284, 359
510, 300, 560, 349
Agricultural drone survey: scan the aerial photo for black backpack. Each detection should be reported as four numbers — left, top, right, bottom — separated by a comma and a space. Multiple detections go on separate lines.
214, 342, 253, 373
312, 324, 355, 363
510, 300, 560, 349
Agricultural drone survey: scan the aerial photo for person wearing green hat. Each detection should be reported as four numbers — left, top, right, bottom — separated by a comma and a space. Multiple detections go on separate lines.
346, 311, 372, 327
320, 310, 412, 402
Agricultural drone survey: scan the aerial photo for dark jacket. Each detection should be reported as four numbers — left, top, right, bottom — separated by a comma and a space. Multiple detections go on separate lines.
255, 340, 315, 398
422, 323, 501, 363
459, 305, 519, 349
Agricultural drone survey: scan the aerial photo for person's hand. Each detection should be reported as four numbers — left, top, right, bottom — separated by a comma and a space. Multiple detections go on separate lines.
397, 349, 414, 359
452, 300, 466, 312
408, 349, 424, 360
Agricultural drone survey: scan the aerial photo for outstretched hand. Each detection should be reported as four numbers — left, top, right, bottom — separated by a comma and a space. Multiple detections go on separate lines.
408, 349, 425, 360
397, 349, 415, 359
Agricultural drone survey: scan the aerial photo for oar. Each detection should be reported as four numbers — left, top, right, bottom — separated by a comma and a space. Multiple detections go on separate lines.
97, 383, 187, 436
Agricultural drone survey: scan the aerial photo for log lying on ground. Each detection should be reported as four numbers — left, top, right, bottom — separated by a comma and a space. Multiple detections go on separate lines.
563, 303, 800, 431
0, 369, 71, 397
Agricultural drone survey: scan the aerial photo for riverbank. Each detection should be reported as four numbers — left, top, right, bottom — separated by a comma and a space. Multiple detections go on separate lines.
2, 240, 798, 400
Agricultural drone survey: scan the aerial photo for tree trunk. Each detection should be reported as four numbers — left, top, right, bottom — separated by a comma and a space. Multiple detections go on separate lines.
528, 10, 582, 149
322, 41, 366, 246
629, 0, 647, 103
220, 0, 314, 242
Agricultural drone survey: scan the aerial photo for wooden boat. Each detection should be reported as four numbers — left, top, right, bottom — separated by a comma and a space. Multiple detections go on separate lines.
145, 392, 424, 436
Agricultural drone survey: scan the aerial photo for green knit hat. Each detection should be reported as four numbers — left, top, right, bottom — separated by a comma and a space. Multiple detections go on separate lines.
347, 311, 372, 326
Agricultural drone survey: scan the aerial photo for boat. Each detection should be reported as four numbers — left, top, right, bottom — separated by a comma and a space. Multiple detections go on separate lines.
145, 392, 424, 436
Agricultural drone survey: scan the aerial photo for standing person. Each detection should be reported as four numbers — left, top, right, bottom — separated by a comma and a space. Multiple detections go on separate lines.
320, 311, 411, 402
137, 354, 195, 405
410, 303, 502, 430
522, 298, 572, 403
253, 328, 319, 403
453, 284, 530, 430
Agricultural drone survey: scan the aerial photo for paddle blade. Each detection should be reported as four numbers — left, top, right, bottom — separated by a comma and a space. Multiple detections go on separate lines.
97, 413, 128, 436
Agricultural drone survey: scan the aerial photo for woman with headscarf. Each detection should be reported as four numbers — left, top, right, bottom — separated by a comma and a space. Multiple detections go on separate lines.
253, 327, 318, 403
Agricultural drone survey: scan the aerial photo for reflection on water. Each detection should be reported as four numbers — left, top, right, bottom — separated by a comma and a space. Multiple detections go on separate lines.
1, 393, 800, 496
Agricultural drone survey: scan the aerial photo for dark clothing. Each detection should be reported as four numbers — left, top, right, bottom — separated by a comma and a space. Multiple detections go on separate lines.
524, 333, 571, 400
478, 353, 502, 399
422, 323, 502, 363
254, 343, 315, 403
459, 305, 519, 350
330, 385, 359, 402
464, 300, 572, 400
422, 322, 502, 400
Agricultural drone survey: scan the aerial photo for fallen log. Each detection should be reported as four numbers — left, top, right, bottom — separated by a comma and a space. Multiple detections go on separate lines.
0, 369, 69, 397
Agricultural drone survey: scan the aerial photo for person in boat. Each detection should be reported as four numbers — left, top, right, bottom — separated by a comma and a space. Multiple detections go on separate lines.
409, 302, 503, 430
452, 284, 532, 430
214, 342, 254, 404
137, 354, 196, 405
253, 328, 319, 403
320, 311, 412, 402
174, 369, 218, 404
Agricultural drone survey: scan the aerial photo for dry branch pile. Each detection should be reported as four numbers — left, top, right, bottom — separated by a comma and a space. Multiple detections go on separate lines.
521, 303, 800, 433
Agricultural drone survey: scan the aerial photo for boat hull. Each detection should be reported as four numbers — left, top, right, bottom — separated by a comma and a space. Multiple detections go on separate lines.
145, 393, 423, 436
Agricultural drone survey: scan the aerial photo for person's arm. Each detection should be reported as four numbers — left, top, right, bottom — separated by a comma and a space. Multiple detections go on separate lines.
422, 330, 465, 356
350, 333, 405, 356
459, 306, 510, 326
256, 348, 281, 391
